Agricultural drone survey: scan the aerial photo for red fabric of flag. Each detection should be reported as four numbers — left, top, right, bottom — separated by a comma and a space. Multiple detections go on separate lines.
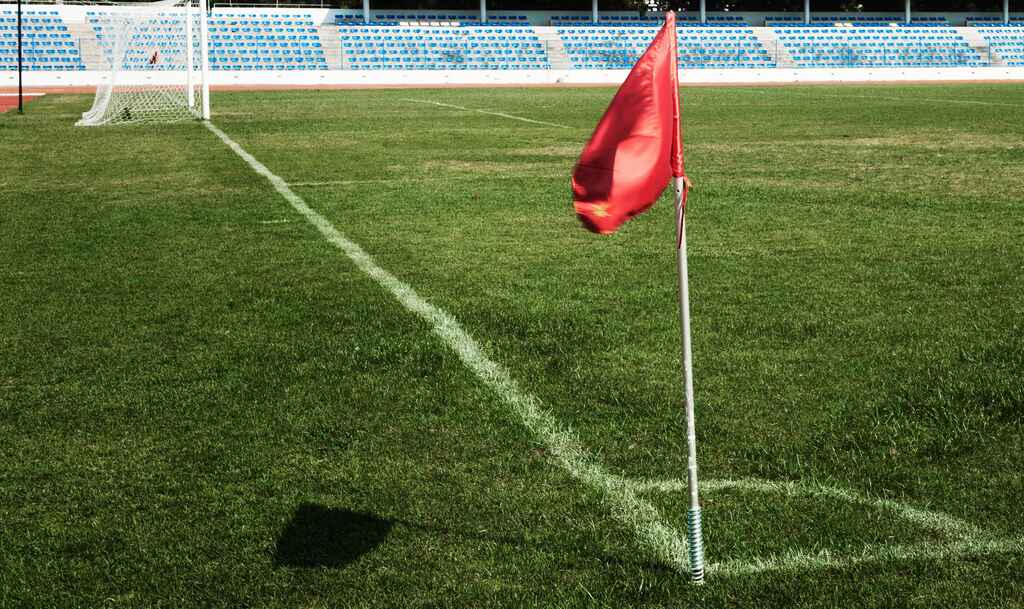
572, 12, 684, 235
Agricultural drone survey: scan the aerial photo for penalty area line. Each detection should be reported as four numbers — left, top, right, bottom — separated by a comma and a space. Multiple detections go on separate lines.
202, 120, 692, 574
402, 98, 574, 129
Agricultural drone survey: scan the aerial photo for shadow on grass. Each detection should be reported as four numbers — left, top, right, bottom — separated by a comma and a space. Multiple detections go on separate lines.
275, 502, 675, 574
274, 503, 393, 569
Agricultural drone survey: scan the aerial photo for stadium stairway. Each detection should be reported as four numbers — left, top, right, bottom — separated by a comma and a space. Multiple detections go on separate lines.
773, 27, 985, 68
752, 27, 795, 67
534, 28, 572, 69
974, 26, 1024, 66
318, 23, 344, 69
65, 21, 103, 70
961, 27, 1005, 66
559, 26, 776, 70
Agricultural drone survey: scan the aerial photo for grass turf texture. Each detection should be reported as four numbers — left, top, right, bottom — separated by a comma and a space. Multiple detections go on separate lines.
1, 84, 1022, 608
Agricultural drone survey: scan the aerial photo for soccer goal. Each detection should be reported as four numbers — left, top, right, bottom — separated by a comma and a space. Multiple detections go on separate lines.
77, 0, 210, 126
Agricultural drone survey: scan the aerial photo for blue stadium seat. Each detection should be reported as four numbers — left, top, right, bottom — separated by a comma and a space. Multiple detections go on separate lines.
772, 26, 984, 68
975, 26, 1024, 65
339, 25, 549, 70
556, 26, 773, 69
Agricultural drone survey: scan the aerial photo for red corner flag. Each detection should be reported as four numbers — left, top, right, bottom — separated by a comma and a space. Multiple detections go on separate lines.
572, 12, 684, 235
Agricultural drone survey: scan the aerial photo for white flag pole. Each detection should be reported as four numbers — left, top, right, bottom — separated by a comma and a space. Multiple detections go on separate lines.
674, 176, 705, 583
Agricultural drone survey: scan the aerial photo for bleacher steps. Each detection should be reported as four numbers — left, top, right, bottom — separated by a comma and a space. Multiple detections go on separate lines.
318, 24, 345, 69
754, 27, 795, 68
960, 27, 1004, 66
535, 29, 572, 70
67, 22, 104, 70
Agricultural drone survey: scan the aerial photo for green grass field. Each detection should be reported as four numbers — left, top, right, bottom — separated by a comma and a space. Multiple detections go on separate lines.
1, 83, 1022, 608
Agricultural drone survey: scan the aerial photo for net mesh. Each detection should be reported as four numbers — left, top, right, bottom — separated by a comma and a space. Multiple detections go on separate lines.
78, 0, 205, 126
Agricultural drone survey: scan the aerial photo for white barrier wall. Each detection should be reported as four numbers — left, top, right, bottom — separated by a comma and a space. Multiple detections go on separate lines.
5, 67, 1024, 89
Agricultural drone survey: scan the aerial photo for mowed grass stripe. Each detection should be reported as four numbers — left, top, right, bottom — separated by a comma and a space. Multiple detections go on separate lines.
204, 119, 694, 573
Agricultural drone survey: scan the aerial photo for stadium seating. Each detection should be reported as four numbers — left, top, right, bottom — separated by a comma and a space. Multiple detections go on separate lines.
766, 15, 949, 26
774, 27, 984, 67
965, 15, 1024, 26
976, 26, 1024, 65
88, 11, 193, 72
207, 13, 327, 70
6, 9, 1022, 73
557, 26, 773, 69
551, 14, 748, 26
336, 13, 530, 27
0, 10, 85, 71
339, 26, 548, 70
86, 12, 328, 71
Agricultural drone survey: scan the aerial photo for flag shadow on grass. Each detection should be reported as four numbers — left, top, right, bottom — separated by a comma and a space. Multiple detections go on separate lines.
275, 503, 675, 573
274, 503, 393, 569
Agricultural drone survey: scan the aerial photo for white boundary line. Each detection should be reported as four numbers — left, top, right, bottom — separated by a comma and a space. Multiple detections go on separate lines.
203, 119, 691, 573
754, 89, 1023, 108
204, 120, 1023, 579
402, 98, 575, 129
818, 94, 1022, 108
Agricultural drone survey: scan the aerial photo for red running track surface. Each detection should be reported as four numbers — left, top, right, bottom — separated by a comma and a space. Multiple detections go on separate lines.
0, 93, 45, 113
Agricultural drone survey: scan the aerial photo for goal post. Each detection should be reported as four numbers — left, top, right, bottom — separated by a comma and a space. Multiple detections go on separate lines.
77, 0, 210, 126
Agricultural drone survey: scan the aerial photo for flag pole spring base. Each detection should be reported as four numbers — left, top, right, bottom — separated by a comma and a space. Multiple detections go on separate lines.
687, 507, 705, 584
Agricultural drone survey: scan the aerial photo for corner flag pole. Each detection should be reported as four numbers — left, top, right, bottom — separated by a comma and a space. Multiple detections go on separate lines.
569, 13, 704, 578
674, 176, 705, 583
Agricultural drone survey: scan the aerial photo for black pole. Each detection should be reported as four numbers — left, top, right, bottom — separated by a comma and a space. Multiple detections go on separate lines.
16, 0, 23, 114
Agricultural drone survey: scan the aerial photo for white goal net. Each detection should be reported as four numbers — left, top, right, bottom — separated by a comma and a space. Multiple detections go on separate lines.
78, 0, 209, 126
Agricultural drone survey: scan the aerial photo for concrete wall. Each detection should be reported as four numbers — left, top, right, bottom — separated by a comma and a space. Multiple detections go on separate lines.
6, 66, 1024, 89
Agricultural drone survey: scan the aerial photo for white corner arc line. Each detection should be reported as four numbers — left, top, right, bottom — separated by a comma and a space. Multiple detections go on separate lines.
628, 476, 1023, 577
631, 477, 987, 541
403, 98, 574, 129
203, 120, 690, 573
709, 537, 1024, 577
